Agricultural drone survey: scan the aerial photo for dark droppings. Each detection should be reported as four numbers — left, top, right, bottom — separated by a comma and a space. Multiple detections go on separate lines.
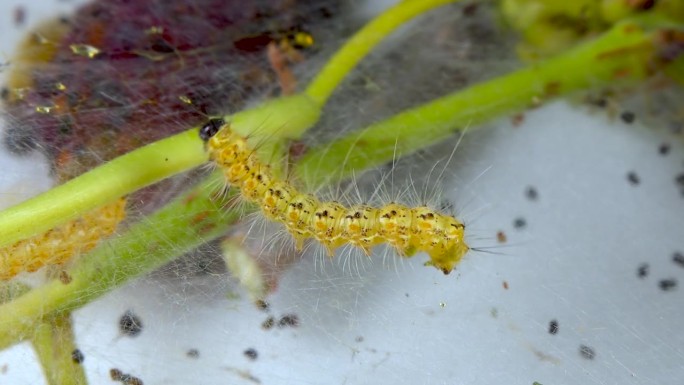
548, 320, 558, 335
676, 173, 684, 195
71, 349, 84, 364
525, 186, 538, 201
658, 143, 670, 155
110, 369, 123, 381
244, 348, 259, 360
659, 279, 677, 291
513, 217, 526, 229
127, 377, 144, 385
627, 171, 640, 185
111, 368, 144, 385
278, 314, 299, 328
620, 111, 635, 124
676, 173, 684, 185
186, 349, 200, 359
121, 375, 144, 385
579, 345, 595, 360
261, 316, 275, 330
255, 299, 270, 312
673, 252, 684, 268
637, 263, 649, 278
119, 310, 143, 337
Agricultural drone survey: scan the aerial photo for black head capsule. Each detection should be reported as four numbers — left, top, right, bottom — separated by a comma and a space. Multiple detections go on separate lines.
199, 118, 225, 141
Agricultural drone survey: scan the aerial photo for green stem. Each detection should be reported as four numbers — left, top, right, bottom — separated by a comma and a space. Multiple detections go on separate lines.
305, 0, 461, 106
226, 94, 320, 140
295, 19, 663, 184
31, 314, 87, 385
0, 128, 207, 248
0, 173, 239, 348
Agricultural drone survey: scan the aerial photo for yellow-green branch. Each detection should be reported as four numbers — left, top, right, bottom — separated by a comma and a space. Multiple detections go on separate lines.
31, 314, 87, 385
0, 129, 206, 248
305, 0, 462, 106
295, 18, 672, 184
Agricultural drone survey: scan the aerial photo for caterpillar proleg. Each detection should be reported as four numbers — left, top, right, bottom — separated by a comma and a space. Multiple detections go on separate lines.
202, 119, 469, 274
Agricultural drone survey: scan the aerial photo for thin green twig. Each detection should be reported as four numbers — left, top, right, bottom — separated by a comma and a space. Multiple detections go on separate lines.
295, 19, 670, 184
31, 314, 87, 385
305, 0, 461, 106
0, 128, 206, 248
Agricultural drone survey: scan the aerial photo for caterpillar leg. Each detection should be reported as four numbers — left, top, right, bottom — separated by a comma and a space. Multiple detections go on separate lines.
292, 235, 307, 252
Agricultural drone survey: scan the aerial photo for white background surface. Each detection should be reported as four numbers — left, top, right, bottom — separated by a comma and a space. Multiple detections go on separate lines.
0, 1, 683, 385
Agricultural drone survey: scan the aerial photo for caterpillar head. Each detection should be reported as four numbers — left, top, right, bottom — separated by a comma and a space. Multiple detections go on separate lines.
199, 118, 226, 141
426, 239, 470, 275
425, 214, 468, 274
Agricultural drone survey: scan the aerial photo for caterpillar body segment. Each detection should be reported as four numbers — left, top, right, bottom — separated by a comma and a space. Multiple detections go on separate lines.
0, 198, 126, 280
203, 119, 468, 274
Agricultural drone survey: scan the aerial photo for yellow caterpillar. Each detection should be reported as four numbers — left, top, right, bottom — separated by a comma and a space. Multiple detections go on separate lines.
0, 198, 126, 280
202, 118, 469, 274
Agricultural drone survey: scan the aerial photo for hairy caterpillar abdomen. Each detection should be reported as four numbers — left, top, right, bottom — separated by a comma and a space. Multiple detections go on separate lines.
203, 119, 468, 274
